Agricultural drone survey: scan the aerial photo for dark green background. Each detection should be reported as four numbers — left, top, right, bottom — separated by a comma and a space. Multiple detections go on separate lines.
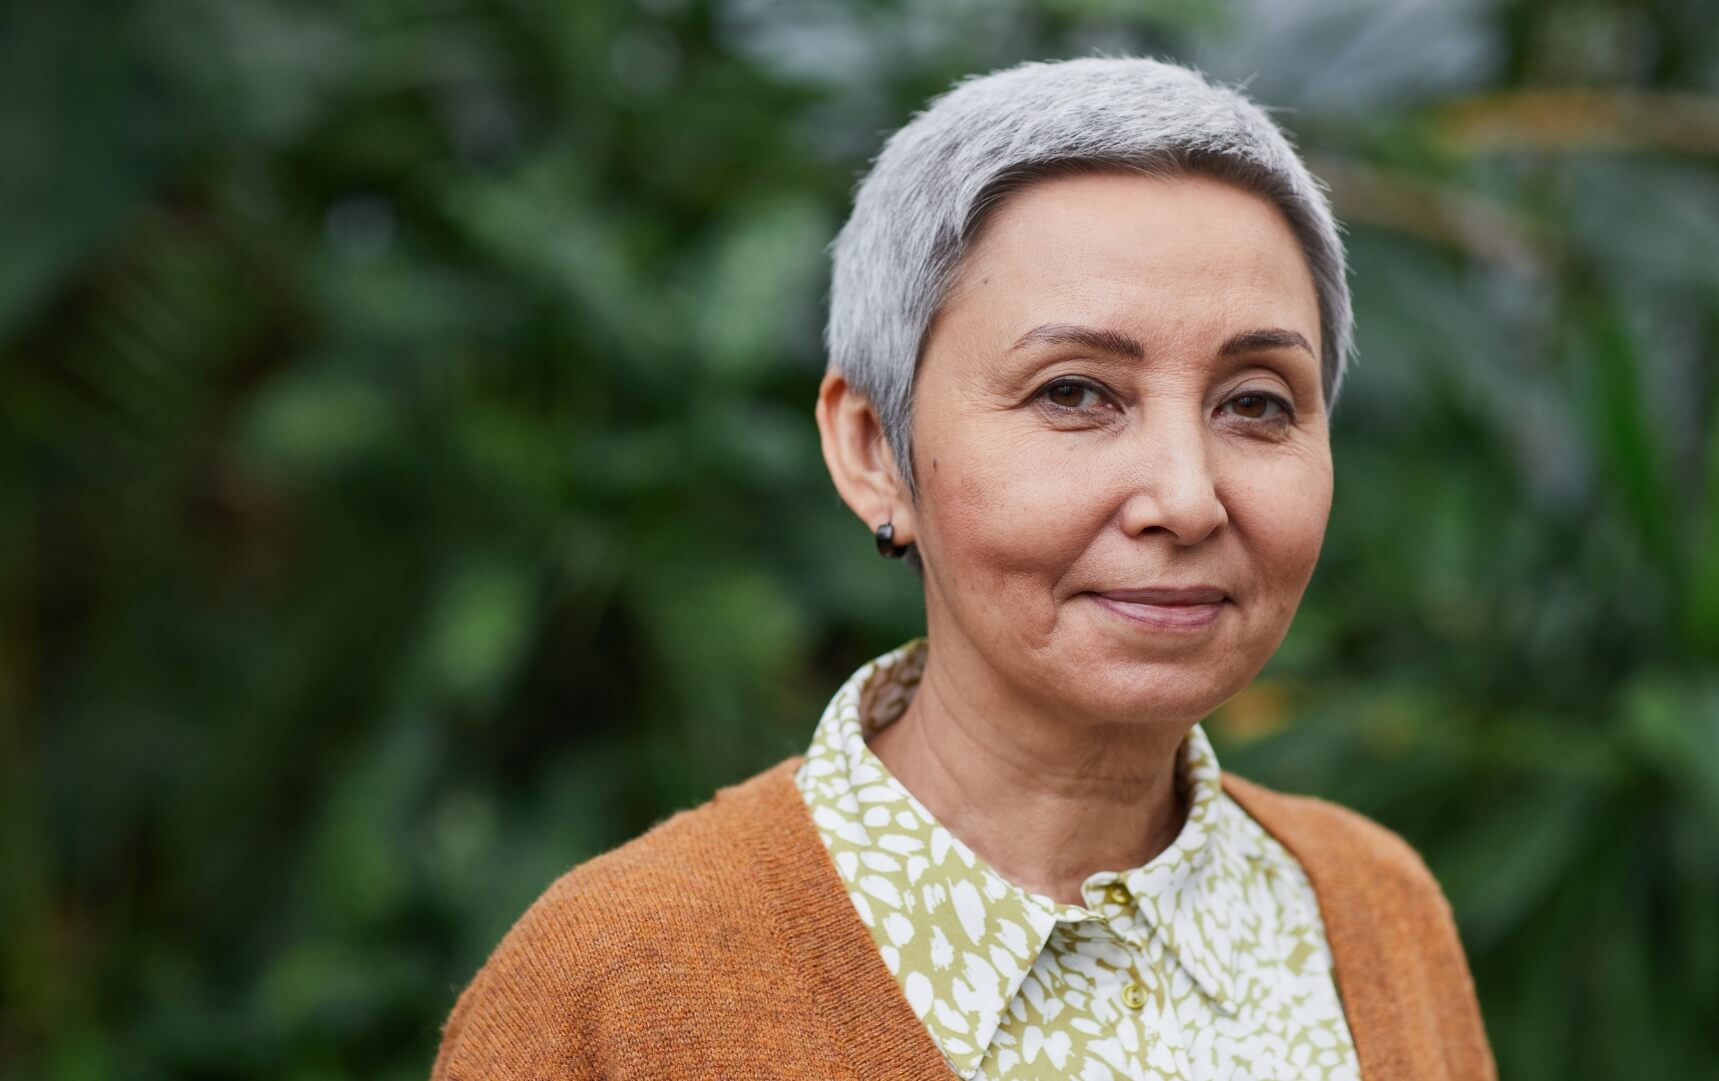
4, 1, 1717, 1077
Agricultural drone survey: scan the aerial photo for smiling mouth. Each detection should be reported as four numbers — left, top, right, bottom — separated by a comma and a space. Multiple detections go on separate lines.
1087, 589, 1229, 631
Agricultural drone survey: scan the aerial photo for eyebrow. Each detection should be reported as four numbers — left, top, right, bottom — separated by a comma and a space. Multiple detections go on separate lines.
1009, 323, 1144, 359
1008, 323, 1316, 361
1218, 327, 1316, 359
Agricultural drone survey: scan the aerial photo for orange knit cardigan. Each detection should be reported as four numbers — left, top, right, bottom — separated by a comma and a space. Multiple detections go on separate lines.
431, 756, 1496, 1080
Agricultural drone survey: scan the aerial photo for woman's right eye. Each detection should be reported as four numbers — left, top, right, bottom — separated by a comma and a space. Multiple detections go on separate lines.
1040, 379, 1104, 411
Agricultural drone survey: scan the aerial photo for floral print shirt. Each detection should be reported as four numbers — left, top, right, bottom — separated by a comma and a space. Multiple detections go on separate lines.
794, 637, 1361, 1081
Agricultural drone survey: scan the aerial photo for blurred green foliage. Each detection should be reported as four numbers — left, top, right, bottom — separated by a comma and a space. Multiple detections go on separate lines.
3, 0, 1718, 1078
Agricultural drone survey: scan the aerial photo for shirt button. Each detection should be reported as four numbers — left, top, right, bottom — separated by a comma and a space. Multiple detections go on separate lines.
1104, 883, 1130, 907
1121, 981, 1148, 1010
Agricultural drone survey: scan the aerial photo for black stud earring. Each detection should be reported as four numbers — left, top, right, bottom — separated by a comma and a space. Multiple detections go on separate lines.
874, 522, 909, 559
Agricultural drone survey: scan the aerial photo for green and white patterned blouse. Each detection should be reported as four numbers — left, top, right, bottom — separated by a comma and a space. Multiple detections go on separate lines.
794, 637, 1361, 1081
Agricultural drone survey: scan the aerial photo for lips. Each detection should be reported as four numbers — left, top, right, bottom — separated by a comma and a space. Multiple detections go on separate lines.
1094, 586, 1228, 605
1088, 586, 1229, 631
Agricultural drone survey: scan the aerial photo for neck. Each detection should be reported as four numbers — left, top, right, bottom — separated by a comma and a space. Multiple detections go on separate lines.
864, 633, 1193, 906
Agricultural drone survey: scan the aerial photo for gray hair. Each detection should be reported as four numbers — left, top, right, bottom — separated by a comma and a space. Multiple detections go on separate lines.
825, 55, 1354, 505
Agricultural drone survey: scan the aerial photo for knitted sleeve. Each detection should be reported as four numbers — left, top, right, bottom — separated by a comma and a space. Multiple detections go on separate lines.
430, 868, 605, 1081
427, 764, 843, 1080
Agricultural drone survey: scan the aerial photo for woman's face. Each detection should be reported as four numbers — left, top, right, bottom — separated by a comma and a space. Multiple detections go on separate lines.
906, 170, 1331, 727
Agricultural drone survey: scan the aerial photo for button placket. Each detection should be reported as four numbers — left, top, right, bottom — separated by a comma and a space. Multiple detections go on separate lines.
1110, 974, 1162, 1078
1112, 937, 1168, 1069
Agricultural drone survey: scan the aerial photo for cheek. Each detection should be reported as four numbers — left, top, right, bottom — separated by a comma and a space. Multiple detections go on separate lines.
1223, 449, 1332, 599
917, 426, 1103, 597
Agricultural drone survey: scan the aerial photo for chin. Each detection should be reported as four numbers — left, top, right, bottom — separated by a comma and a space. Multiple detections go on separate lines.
1055, 660, 1244, 726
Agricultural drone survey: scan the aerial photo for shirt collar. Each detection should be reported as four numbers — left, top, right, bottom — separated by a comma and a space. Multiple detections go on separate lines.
796, 637, 1246, 1079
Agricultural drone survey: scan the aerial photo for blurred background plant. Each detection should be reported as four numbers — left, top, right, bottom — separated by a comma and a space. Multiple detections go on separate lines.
3, 0, 1717, 1077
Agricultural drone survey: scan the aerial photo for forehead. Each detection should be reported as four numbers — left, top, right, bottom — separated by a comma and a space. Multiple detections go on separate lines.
943, 170, 1322, 360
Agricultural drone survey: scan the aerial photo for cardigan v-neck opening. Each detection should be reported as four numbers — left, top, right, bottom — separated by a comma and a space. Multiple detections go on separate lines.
736, 754, 1475, 1081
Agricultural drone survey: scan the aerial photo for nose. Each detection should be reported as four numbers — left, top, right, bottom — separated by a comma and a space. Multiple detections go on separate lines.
1115, 407, 1228, 545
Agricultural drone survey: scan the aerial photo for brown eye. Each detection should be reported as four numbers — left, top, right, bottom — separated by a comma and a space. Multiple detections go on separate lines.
1042, 379, 1101, 410
1224, 392, 1292, 421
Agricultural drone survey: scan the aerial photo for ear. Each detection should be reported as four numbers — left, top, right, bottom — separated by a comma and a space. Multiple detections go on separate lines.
814, 368, 917, 544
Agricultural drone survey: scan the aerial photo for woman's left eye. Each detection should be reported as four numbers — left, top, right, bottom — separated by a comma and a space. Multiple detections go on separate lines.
1222, 392, 1293, 422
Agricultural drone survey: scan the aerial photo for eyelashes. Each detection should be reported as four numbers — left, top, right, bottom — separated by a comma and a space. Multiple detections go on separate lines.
1223, 392, 1295, 423
1040, 378, 1108, 411
1035, 378, 1296, 426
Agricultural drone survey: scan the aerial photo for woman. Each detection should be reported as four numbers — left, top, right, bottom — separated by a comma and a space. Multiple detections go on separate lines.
431, 56, 1496, 1080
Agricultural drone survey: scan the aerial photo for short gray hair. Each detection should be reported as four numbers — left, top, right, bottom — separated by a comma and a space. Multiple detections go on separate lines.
825, 55, 1354, 501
